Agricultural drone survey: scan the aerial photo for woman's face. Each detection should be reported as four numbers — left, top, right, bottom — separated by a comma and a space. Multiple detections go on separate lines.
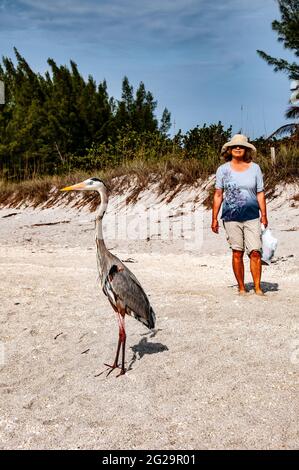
231, 146, 246, 159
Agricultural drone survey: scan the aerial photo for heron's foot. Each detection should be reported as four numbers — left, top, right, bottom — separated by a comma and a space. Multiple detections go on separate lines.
104, 362, 121, 377
105, 363, 127, 377
116, 368, 126, 377
94, 362, 120, 377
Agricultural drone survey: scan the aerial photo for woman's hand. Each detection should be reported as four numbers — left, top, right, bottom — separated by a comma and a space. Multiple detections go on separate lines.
257, 192, 268, 228
211, 219, 219, 233
260, 215, 268, 228
212, 189, 223, 234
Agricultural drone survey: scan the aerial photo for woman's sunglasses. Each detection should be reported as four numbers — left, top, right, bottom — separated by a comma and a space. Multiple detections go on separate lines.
231, 145, 246, 150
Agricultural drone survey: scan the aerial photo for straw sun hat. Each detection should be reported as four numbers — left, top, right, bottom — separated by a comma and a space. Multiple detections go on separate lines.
221, 134, 256, 155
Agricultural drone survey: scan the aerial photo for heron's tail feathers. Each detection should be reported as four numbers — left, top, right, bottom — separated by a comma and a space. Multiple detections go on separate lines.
132, 306, 156, 330
147, 306, 156, 330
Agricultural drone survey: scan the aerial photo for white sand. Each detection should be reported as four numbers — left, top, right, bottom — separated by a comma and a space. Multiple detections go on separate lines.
0, 182, 299, 449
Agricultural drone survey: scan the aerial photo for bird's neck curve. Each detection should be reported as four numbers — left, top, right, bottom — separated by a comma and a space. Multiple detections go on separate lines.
95, 187, 108, 231
95, 188, 109, 264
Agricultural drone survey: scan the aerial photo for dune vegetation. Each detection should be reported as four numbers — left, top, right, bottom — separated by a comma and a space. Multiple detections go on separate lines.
0, 49, 298, 209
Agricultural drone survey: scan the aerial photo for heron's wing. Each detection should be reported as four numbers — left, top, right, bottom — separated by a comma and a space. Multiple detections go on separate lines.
104, 264, 156, 329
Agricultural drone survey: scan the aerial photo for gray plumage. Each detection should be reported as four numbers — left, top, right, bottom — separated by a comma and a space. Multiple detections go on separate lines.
102, 255, 156, 330
97, 237, 156, 330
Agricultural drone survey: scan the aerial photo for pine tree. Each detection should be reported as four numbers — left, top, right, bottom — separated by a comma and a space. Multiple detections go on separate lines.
257, 0, 299, 119
160, 108, 171, 136
0, 50, 170, 179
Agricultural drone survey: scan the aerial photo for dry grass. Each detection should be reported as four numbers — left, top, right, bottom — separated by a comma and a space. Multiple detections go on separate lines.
0, 145, 298, 209
0, 158, 208, 210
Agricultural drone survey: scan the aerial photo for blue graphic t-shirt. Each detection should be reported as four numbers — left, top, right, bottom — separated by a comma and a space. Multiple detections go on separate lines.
215, 162, 264, 222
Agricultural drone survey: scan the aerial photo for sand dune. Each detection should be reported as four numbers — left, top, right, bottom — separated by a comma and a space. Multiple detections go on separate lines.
0, 183, 298, 449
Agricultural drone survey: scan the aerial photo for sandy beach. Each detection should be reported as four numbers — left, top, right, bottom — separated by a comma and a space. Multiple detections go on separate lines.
0, 182, 299, 449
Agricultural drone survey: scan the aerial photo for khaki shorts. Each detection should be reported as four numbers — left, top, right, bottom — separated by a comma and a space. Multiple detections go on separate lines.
223, 218, 262, 254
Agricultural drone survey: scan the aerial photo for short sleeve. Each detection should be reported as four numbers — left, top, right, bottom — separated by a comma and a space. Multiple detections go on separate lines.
215, 166, 224, 189
256, 165, 264, 192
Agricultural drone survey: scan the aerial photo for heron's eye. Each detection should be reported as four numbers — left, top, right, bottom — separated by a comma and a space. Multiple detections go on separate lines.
88, 180, 94, 185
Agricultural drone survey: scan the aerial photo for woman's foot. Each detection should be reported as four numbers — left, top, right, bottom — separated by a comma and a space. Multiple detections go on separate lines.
255, 288, 265, 296
238, 288, 249, 296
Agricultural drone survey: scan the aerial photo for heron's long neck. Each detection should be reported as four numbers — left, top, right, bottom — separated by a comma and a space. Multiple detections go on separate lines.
95, 189, 109, 275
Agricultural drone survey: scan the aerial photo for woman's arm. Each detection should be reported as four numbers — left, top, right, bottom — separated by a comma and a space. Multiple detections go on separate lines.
257, 191, 268, 228
211, 189, 223, 233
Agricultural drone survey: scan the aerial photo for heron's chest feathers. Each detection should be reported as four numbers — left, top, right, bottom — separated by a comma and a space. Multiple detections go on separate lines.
102, 264, 124, 306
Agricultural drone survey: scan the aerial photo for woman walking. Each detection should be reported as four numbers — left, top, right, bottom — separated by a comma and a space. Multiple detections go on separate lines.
211, 134, 268, 295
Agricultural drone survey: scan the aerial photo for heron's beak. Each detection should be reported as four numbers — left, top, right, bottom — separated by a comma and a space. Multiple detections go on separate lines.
60, 182, 86, 191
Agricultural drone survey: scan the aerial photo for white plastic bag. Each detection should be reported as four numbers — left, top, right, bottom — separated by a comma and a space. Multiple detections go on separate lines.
261, 225, 278, 265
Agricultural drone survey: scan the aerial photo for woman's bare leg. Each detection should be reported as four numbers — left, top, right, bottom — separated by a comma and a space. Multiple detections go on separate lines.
232, 250, 247, 293
250, 250, 264, 295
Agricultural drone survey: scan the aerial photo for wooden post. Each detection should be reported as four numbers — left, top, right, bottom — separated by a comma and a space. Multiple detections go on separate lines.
270, 147, 276, 165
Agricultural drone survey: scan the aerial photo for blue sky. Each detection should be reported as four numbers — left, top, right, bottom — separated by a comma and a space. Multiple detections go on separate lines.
0, 0, 296, 138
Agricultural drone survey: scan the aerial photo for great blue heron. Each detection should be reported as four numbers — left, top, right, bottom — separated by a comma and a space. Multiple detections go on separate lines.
61, 178, 156, 376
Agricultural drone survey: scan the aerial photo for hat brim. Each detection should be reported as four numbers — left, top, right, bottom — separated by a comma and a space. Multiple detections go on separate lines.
221, 141, 256, 154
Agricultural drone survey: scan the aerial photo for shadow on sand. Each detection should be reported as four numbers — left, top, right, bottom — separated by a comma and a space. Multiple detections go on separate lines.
245, 281, 279, 293
128, 331, 168, 371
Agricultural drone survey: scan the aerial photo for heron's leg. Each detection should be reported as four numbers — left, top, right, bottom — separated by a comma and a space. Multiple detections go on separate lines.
104, 311, 126, 376
95, 311, 126, 378
94, 317, 120, 377
116, 313, 126, 377
103, 339, 121, 376
113, 335, 122, 367
103, 312, 123, 375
